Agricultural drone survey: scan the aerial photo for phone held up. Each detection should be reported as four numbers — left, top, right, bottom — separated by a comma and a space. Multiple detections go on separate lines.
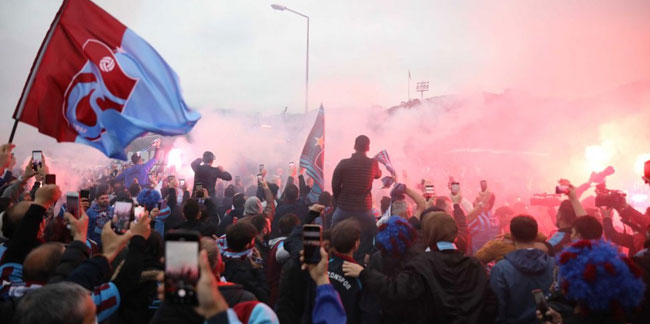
113, 201, 133, 234
194, 183, 203, 198
165, 230, 200, 305
450, 182, 460, 195
480, 180, 488, 192
31, 150, 43, 171
45, 174, 56, 185
555, 185, 570, 195
65, 192, 80, 219
303, 224, 322, 264
532, 289, 552, 322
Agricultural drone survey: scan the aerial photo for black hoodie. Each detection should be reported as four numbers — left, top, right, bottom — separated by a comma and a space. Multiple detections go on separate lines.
359, 249, 497, 324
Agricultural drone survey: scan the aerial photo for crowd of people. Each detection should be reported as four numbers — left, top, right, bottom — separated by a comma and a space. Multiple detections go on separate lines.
0, 135, 649, 324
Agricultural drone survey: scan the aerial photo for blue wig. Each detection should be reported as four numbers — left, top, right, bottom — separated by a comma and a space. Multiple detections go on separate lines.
137, 188, 162, 211
375, 216, 417, 257
557, 239, 645, 312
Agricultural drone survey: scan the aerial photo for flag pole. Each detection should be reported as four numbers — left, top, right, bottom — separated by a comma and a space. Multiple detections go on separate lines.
8, 120, 19, 144
9, 0, 69, 143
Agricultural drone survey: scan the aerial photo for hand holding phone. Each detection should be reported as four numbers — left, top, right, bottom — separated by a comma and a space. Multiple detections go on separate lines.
451, 182, 460, 195
113, 201, 133, 234
66, 192, 80, 219
532, 289, 553, 322
194, 183, 203, 198
259, 164, 265, 172
31, 151, 43, 171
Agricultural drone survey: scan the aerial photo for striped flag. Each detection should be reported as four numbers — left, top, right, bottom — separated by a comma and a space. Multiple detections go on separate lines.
299, 105, 325, 203
374, 149, 396, 176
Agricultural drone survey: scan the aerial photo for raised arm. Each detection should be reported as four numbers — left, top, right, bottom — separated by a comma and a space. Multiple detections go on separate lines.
191, 158, 202, 172
404, 185, 427, 220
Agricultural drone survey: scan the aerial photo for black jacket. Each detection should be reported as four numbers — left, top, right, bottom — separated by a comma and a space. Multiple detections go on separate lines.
191, 159, 232, 198
151, 283, 256, 324
326, 253, 377, 324
271, 201, 309, 239
223, 257, 270, 305
359, 250, 497, 324
216, 208, 244, 237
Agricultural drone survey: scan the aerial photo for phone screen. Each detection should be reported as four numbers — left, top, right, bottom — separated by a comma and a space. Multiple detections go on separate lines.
257, 174, 263, 183
425, 185, 434, 194
79, 190, 90, 200
32, 151, 43, 171
179, 179, 185, 187
134, 206, 145, 220
66, 192, 80, 219
194, 183, 203, 198
303, 225, 322, 264
532, 289, 551, 321
451, 183, 460, 194
165, 235, 199, 305
45, 174, 56, 185
289, 162, 295, 168
113, 201, 133, 234
259, 164, 264, 172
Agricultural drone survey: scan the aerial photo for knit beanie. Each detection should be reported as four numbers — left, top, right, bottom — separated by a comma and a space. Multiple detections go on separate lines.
244, 197, 263, 215
557, 239, 645, 312
375, 216, 417, 257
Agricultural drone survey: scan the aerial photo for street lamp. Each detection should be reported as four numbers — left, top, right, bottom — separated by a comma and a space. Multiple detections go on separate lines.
271, 4, 309, 113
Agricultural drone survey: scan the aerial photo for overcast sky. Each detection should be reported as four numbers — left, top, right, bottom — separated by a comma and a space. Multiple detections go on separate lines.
2, 0, 650, 117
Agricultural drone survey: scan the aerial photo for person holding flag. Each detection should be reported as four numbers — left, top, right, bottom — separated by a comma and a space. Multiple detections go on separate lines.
331, 135, 382, 263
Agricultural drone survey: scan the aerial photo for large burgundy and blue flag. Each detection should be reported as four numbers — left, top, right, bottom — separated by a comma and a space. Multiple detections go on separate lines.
12, 0, 200, 160
299, 105, 325, 203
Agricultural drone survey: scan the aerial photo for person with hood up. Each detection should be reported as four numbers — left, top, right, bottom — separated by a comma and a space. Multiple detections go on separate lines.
342, 210, 497, 324
490, 215, 555, 324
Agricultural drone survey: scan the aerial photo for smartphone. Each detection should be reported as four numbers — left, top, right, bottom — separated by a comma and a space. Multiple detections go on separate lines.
79, 189, 90, 200
111, 169, 118, 177
303, 224, 322, 264
134, 206, 145, 220
451, 182, 460, 195
532, 289, 552, 322
555, 185, 569, 195
259, 164, 264, 172
113, 201, 133, 234
179, 179, 185, 187
425, 184, 434, 194
480, 180, 488, 192
45, 174, 56, 185
32, 150, 43, 171
257, 174, 263, 183
66, 192, 80, 219
289, 162, 295, 168
194, 183, 203, 198
165, 230, 200, 305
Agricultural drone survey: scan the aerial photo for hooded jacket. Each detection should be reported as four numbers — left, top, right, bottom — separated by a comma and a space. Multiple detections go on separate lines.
359, 249, 497, 324
489, 248, 554, 324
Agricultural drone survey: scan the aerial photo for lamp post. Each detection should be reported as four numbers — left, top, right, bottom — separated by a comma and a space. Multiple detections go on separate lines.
271, 4, 309, 113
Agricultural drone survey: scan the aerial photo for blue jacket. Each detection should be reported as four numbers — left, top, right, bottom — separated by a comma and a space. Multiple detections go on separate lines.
86, 205, 115, 245
490, 248, 554, 324
115, 156, 158, 187
313, 284, 347, 324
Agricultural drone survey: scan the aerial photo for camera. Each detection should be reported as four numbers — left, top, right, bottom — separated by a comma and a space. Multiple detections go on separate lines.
594, 183, 626, 209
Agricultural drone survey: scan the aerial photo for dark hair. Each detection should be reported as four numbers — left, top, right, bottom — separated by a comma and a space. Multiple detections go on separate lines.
23, 243, 64, 282
330, 218, 361, 254
318, 191, 332, 207
232, 193, 246, 209
183, 199, 201, 221
202, 151, 215, 163
249, 214, 269, 233
557, 200, 577, 226
572, 216, 603, 240
129, 183, 142, 198
284, 184, 299, 202
131, 153, 141, 164
380, 196, 391, 214
354, 135, 370, 152
510, 215, 538, 243
279, 213, 300, 236
226, 222, 258, 252
96, 184, 110, 197
14, 282, 89, 324
224, 185, 236, 198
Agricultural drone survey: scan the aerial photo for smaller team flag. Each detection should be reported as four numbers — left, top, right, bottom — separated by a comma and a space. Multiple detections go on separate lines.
299, 105, 325, 203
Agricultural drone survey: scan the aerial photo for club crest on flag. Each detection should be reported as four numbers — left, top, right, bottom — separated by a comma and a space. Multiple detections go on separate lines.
63, 39, 139, 141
